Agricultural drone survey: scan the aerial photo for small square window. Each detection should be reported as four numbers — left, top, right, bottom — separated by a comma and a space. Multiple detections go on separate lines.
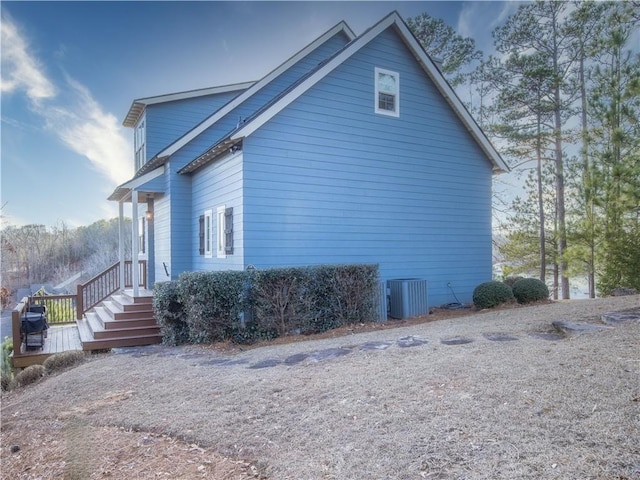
375, 68, 399, 117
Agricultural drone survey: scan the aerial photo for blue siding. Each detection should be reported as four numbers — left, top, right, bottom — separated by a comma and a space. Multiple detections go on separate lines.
168, 31, 351, 171
145, 90, 244, 160
242, 27, 494, 306
191, 152, 244, 272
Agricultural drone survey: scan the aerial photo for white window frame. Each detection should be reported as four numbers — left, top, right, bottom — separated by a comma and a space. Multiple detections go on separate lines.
374, 67, 399, 117
204, 209, 213, 258
134, 115, 146, 171
216, 205, 226, 258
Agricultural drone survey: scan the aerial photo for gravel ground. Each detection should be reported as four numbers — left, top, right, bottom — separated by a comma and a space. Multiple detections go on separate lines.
2, 295, 639, 479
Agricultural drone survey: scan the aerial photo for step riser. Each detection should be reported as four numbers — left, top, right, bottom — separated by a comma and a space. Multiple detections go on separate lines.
81, 335, 162, 351
108, 310, 155, 321
102, 318, 157, 330
92, 327, 161, 340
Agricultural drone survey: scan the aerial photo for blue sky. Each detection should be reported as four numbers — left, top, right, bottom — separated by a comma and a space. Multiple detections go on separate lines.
1, 1, 519, 228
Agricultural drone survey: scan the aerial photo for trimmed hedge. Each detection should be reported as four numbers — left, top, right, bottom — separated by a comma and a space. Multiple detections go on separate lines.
512, 278, 549, 304
473, 281, 515, 309
252, 264, 378, 336
153, 281, 189, 345
153, 264, 379, 345
178, 271, 247, 344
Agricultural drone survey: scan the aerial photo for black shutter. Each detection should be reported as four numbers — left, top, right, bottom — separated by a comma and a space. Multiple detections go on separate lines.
224, 207, 233, 255
198, 215, 205, 255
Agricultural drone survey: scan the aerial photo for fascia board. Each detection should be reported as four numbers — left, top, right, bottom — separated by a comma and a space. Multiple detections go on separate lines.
231, 11, 510, 174
231, 13, 397, 140
155, 21, 356, 158
123, 82, 255, 128
393, 17, 510, 174
107, 166, 165, 201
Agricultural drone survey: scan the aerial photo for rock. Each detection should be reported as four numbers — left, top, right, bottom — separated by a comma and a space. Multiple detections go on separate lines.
551, 321, 613, 336
249, 359, 282, 369
529, 332, 564, 341
310, 348, 352, 362
396, 336, 429, 348
440, 336, 474, 345
601, 310, 640, 325
360, 341, 392, 351
10, 445, 20, 453
483, 333, 519, 342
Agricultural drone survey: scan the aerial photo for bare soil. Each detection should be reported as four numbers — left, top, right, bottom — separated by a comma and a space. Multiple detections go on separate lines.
2, 296, 639, 479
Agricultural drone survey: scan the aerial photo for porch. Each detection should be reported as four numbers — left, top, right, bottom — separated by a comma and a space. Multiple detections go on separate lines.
10, 261, 160, 369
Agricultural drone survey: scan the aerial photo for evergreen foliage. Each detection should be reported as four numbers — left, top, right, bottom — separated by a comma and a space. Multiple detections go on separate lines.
512, 278, 550, 304
473, 281, 515, 309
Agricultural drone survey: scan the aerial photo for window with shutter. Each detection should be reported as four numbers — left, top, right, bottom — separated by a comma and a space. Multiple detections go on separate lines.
224, 207, 233, 255
198, 215, 205, 255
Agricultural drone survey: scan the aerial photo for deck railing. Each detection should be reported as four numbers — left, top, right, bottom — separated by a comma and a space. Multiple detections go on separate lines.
29, 294, 77, 324
76, 260, 147, 319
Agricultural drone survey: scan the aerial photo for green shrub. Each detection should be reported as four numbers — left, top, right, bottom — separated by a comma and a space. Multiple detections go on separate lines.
153, 281, 189, 345
178, 271, 247, 343
1, 337, 13, 391
473, 281, 515, 309
14, 364, 45, 388
503, 276, 525, 287
250, 264, 379, 338
43, 350, 86, 374
512, 278, 550, 304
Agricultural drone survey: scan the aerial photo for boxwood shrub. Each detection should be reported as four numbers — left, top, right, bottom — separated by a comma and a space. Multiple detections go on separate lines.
512, 278, 549, 304
178, 271, 247, 344
473, 281, 515, 309
152, 264, 379, 345
153, 281, 189, 345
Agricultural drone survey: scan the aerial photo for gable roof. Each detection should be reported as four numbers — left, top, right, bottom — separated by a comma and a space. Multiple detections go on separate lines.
123, 81, 255, 128
180, 11, 509, 175
152, 20, 355, 160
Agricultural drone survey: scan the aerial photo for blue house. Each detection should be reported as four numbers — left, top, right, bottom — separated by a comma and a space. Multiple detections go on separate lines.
109, 11, 508, 309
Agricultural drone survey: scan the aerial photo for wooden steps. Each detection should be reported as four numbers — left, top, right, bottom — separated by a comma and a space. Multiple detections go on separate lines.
77, 290, 162, 351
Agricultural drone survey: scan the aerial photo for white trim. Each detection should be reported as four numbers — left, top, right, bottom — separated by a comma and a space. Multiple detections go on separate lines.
231, 11, 509, 174
374, 67, 399, 117
116, 165, 164, 191
156, 21, 356, 159
204, 209, 213, 258
123, 82, 256, 127
216, 205, 226, 258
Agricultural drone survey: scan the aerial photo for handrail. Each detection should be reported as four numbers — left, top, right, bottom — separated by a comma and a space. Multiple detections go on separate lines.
76, 260, 147, 319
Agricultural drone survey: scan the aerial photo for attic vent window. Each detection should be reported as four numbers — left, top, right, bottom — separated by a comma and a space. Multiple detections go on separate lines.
375, 68, 399, 117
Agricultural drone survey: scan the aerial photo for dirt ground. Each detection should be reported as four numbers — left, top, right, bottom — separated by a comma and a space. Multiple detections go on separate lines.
2, 296, 639, 479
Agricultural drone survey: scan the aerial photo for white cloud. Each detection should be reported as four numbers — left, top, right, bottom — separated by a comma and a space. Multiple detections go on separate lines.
1, 13, 132, 187
0, 11, 56, 101
457, 1, 523, 53
45, 76, 132, 185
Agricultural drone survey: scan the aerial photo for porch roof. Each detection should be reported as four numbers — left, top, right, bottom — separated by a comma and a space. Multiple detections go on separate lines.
108, 166, 165, 202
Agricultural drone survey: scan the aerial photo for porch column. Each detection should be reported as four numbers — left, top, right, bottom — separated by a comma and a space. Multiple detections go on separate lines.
131, 189, 140, 296
118, 201, 125, 292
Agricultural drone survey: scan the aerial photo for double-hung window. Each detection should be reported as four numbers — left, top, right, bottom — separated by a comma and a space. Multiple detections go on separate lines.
375, 67, 399, 117
134, 116, 146, 171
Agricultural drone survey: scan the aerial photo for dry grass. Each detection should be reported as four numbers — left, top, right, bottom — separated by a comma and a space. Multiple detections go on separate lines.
2, 296, 639, 479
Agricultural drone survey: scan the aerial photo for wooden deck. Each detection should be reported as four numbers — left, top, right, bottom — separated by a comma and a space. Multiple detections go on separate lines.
12, 325, 82, 369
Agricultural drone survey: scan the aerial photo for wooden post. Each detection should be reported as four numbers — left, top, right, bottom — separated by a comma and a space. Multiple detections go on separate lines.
76, 283, 84, 320
11, 297, 27, 361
